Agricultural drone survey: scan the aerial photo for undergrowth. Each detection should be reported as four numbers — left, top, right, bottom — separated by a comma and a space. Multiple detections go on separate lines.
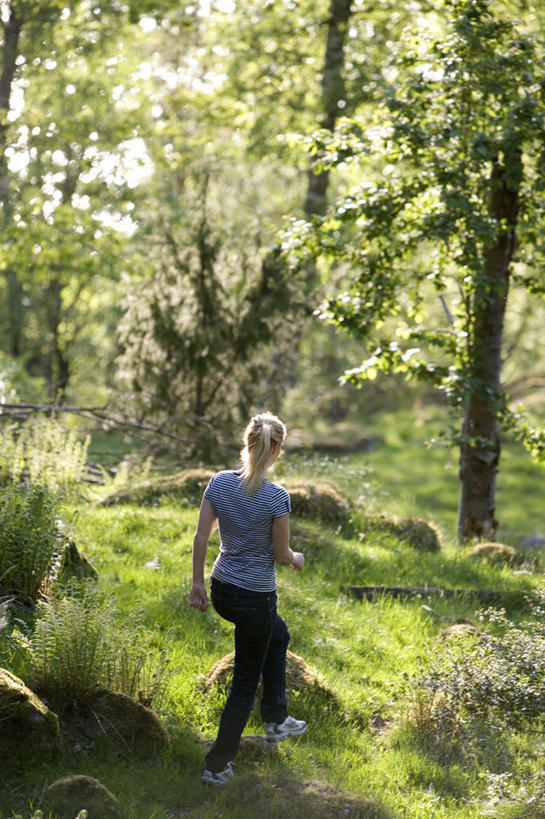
14, 584, 169, 708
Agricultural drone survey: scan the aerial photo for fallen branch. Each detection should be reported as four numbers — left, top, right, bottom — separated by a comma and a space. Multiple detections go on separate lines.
344, 585, 524, 602
0, 402, 189, 444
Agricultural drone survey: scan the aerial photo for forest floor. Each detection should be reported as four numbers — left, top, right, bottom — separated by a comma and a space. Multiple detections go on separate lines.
2, 408, 545, 818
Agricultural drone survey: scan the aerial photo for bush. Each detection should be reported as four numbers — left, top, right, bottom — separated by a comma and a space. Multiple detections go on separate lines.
0, 484, 66, 603
27, 585, 168, 707
409, 598, 545, 742
0, 417, 90, 497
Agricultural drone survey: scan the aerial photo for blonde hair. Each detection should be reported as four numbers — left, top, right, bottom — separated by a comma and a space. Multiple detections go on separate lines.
240, 412, 286, 495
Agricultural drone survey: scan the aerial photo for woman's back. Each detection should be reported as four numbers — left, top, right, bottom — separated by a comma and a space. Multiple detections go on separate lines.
205, 470, 290, 592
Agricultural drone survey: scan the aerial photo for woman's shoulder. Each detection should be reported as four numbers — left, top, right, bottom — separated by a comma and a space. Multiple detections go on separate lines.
208, 470, 242, 488
265, 479, 289, 498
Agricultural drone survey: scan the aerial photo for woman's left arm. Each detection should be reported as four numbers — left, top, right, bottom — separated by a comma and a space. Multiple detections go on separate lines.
189, 497, 217, 611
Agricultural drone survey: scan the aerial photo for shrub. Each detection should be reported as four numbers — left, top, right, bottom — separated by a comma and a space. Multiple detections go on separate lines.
0, 484, 66, 603
409, 599, 545, 742
0, 417, 90, 497
28, 585, 168, 707
482, 771, 545, 818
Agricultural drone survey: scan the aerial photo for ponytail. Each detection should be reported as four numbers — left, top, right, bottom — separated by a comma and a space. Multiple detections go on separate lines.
240, 412, 286, 495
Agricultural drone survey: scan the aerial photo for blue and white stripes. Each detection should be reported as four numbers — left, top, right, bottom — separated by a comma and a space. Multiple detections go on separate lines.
204, 470, 291, 592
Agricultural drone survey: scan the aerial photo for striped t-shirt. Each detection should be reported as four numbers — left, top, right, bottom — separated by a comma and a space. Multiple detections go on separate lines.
204, 470, 291, 592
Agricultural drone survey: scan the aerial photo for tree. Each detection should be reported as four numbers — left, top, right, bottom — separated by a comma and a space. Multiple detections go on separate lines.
115, 168, 300, 459
285, 0, 545, 540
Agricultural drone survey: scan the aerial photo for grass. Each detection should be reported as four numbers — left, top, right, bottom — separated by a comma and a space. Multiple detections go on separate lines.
2, 410, 545, 818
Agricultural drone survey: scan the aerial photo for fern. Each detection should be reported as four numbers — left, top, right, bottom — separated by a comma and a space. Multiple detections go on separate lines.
0, 417, 90, 498
28, 585, 169, 706
0, 484, 65, 602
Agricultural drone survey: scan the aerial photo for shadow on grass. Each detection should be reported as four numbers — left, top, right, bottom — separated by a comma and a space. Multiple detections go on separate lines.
175, 768, 392, 819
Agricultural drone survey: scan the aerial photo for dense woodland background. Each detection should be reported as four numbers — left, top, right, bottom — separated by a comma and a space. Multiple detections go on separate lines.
1, 0, 545, 534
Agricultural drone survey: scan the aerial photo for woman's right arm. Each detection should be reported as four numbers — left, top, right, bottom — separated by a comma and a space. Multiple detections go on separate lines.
189, 497, 217, 610
272, 514, 304, 571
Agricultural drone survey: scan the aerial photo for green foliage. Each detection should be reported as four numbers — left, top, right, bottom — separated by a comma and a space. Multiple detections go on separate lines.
284, 0, 545, 438
116, 171, 300, 457
27, 584, 169, 706
0, 483, 65, 602
0, 417, 90, 497
410, 599, 545, 745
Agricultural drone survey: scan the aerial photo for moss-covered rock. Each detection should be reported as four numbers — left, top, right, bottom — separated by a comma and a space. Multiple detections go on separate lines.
43, 775, 122, 819
83, 688, 169, 758
468, 541, 520, 565
203, 649, 337, 708
0, 668, 61, 760
362, 515, 441, 552
439, 623, 479, 640
98, 468, 214, 507
280, 479, 351, 524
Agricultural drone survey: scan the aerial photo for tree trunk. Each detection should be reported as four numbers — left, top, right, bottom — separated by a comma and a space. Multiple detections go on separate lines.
457, 150, 522, 541
0, 7, 24, 358
304, 0, 352, 219
46, 277, 70, 400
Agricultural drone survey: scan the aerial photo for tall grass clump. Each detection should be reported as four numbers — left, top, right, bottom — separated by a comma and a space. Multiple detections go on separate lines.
0, 483, 65, 602
27, 585, 168, 707
0, 417, 90, 497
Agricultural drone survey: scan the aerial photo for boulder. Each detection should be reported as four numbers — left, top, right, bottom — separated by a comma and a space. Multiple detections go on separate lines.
43, 775, 122, 819
204, 649, 337, 708
362, 515, 441, 552
84, 688, 169, 758
468, 542, 519, 566
98, 468, 214, 507
280, 480, 351, 524
439, 623, 479, 640
0, 668, 61, 760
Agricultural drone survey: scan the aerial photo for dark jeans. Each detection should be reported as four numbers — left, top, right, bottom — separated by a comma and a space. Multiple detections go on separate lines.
205, 577, 290, 773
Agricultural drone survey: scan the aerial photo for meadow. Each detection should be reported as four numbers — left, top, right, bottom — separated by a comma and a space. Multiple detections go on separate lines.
2, 411, 545, 819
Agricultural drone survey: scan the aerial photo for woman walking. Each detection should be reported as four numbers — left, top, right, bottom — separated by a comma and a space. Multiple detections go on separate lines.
189, 412, 306, 785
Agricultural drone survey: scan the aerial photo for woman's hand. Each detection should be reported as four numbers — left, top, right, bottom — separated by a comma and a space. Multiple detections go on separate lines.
189, 582, 209, 611
290, 551, 305, 571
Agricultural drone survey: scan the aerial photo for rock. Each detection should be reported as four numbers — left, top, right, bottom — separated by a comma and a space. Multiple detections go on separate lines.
468, 542, 519, 565
362, 515, 441, 552
279, 480, 351, 524
98, 468, 215, 507
0, 668, 61, 760
204, 650, 337, 709
439, 623, 478, 640
61, 538, 99, 581
519, 535, 545, 551
84, 687, 169, 758
43, 775, 122, 819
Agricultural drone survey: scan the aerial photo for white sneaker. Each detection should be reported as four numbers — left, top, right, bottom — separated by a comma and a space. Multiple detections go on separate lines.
201, 761, 235, 785
266, 715, 307, 742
